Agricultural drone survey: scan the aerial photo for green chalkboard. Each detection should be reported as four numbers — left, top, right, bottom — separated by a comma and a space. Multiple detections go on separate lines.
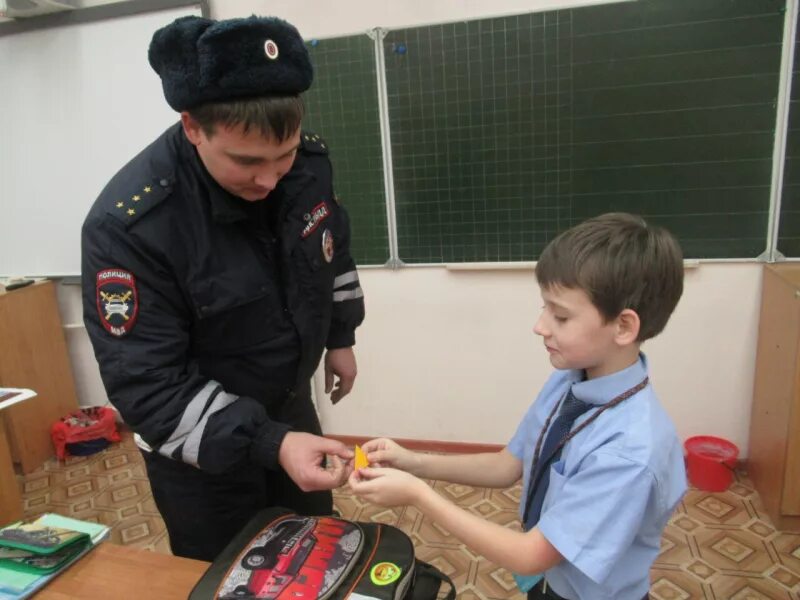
303, 35, 389, 265
384, 0, 784, 262
778, 20, 800, 257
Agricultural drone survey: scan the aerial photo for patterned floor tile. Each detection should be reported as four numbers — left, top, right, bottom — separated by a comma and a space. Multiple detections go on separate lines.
8, 430, 800, 599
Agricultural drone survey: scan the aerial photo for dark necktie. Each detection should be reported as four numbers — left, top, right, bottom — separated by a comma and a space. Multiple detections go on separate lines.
523, 389, 592, 530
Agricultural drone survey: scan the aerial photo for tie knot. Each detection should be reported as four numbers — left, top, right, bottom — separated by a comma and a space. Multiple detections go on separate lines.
560, 390, 590, 421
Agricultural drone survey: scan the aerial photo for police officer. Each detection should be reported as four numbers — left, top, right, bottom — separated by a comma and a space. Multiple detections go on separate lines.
81, 15, 365, 561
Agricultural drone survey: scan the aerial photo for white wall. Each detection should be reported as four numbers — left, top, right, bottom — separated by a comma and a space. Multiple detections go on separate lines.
58, 262, 762, 455
47, 0, 761, 457
320, 263, 764, 455
210, 0, 631, 38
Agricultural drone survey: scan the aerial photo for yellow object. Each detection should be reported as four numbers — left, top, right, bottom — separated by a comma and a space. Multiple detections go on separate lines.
354, 444, 368, 470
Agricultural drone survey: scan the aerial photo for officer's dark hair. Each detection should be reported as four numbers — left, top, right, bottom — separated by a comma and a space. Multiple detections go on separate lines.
535, 212, 684, 342
188, 94, 305, 141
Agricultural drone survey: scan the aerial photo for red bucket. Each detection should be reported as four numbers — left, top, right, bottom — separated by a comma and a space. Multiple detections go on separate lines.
684, 436, 739, 492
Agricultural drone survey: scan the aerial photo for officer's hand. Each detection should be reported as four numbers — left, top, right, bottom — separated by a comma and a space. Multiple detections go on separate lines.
278, 432, 354, 492
324, 347, 358, 404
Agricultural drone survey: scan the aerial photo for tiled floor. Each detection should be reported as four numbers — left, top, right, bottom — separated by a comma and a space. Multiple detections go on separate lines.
14, 430, 800, 599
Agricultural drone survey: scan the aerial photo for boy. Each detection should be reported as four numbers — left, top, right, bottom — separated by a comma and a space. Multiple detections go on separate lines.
349, 213, 686, 600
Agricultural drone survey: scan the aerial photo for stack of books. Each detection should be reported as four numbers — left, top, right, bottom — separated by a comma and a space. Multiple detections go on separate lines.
0, 513, 110, 599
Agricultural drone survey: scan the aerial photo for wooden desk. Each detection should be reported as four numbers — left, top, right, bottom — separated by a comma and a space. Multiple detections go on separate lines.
34, 544, 209, 599
0, 281, 79, 473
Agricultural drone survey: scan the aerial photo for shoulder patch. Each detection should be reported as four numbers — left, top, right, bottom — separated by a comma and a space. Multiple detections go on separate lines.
106, 176, 174, 228
96, 269, 138, 337
300, 131, 329, 155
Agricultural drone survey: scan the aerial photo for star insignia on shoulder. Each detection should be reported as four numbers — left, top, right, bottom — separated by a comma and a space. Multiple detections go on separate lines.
143, 186, 152, 193
116, 201, 124, 209
301, 132, 329, 155
127, 208, 135, 216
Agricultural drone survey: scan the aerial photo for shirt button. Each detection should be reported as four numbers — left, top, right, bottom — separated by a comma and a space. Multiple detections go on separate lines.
159, 178, 169, 187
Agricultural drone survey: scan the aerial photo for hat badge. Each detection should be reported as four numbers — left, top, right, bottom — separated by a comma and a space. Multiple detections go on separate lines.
264, 39, 279, 60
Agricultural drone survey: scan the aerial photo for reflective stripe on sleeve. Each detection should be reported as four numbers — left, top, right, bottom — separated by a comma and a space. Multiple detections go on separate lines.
333, 288, 364, 302
181, 391, 239, 467
333, 270, 359, 289
158, 380, 220, 458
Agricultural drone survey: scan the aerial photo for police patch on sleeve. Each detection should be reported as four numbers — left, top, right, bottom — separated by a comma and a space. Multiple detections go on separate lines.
96, 269, 138, 337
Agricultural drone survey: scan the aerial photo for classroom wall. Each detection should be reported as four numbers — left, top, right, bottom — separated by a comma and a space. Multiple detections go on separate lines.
56, 261, 762, 455
51, 0, 763, 456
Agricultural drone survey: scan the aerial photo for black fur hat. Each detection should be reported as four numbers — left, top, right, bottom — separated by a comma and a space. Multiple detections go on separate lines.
148, 15, 313, 111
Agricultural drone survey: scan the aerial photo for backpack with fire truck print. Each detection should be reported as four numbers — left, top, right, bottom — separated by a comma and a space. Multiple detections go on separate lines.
189, 507, 455, 600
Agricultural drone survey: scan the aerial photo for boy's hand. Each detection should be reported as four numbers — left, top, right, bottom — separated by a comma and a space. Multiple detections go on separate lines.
348, 467, 428, 507
362, 438, 421, 474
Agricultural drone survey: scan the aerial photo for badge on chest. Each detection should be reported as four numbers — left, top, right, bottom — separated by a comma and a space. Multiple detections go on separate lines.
321, 229, 334, 263
301, 202, 330, 239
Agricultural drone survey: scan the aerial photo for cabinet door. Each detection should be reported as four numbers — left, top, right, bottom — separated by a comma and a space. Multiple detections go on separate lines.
0, 281, 79, 472
750, 266, 800, 520
783, 371, 800, 515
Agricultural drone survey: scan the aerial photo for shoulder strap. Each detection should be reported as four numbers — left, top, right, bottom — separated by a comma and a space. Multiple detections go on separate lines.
105, 175, 174, 229
411, 559, 456, 600
300, 131, 329, 154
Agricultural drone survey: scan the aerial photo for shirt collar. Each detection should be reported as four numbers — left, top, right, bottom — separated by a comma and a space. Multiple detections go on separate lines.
569, 353, 649, 406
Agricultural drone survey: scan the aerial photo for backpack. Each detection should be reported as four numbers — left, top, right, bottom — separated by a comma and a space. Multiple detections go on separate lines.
189, 507, 455, 600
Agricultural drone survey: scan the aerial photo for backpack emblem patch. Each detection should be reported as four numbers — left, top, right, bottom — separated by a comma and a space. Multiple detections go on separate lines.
371, 562, 402, 586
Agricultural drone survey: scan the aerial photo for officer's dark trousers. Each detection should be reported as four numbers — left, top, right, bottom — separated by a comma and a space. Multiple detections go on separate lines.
141, 381, 332, 562
527, 580, 650, 599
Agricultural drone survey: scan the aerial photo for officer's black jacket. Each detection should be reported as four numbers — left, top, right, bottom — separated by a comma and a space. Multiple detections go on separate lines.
82, 123, 364, 475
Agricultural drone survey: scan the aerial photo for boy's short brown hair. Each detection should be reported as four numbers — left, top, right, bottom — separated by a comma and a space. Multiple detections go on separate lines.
188, 94, 305, 141
535, 213, 684, 341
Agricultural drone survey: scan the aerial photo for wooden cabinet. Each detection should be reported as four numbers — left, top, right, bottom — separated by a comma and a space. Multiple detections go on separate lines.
0, 281, 79, 473
749, 264, 800, 531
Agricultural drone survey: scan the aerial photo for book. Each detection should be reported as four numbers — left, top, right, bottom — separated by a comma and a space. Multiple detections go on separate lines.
0, 514, 110, 600
0, 521, 89, 554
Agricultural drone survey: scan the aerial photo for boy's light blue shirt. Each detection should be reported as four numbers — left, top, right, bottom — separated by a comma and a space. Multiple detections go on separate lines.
508, 354, 686, 600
